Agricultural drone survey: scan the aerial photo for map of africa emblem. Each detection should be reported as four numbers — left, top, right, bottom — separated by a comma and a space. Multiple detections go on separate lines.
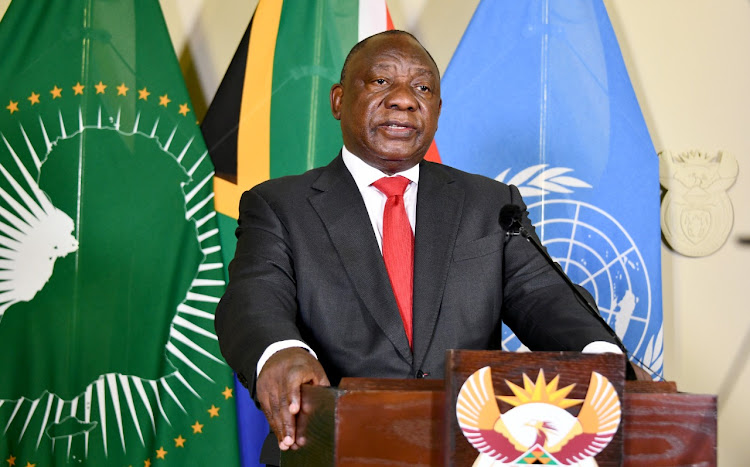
497, 166, 663, 376
0, 78, 232, 465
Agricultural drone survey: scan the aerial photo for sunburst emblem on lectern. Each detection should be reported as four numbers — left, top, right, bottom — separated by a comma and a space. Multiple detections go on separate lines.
456, 367, 620, 466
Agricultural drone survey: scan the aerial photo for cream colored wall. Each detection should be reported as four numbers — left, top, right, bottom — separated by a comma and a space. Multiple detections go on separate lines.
1, 0, 746, 464
602, 1, 750, 465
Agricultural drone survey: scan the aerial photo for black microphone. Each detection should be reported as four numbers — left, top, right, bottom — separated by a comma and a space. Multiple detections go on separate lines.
499, 204, 522, 233
499, 203, 640, 380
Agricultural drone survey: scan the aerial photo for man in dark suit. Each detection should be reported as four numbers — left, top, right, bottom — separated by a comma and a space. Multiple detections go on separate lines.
215, 30, 628, 460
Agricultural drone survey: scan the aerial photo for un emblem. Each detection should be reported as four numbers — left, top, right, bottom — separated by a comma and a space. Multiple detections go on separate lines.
497, 165, 662, 376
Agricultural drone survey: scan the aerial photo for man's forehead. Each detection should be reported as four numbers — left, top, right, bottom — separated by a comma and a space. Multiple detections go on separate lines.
356, 37, 437, 74
369, 60, 437, 77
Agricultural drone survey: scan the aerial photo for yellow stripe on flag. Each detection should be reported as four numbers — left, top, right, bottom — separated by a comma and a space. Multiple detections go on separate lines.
213, 0, 283, 218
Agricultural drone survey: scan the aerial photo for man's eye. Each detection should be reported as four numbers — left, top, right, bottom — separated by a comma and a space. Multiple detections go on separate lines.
417, 85, 431, 92
374, 78, 387, 85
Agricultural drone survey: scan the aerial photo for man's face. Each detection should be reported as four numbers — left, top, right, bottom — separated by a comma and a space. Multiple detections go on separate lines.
330, 34, 442, 175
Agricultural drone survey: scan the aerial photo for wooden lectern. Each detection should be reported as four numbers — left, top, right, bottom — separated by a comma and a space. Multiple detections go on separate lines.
280, 351, 716, 466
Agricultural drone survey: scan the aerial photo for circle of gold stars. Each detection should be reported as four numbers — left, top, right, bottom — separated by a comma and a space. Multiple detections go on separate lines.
4, 454, 35, 467
4, 80, 192, 119
128, 386, 233, 466
2, 77, 215, 467
2, 387, 236, 466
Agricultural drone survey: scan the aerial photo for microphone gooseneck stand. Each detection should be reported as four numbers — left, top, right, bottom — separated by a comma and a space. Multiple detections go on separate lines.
499, 204, 649, 381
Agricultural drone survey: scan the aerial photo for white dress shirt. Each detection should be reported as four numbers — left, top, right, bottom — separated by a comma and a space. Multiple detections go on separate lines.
341, 146, 419, 251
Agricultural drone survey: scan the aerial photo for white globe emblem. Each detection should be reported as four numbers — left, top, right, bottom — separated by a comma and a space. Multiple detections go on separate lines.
495, 165, 662, 375
501, 199, 654, 362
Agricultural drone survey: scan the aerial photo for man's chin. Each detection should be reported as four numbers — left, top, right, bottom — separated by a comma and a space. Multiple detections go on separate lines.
349, 141, 428, 173
373, 154, 425, 173
374, 143, 428, 163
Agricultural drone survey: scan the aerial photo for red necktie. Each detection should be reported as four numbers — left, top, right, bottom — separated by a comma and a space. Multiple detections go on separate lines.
372, 176, 414, 348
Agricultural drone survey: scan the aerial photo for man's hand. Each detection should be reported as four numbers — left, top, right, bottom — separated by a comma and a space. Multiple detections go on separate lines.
256, 347, 330, 451
631, 363, 653, 381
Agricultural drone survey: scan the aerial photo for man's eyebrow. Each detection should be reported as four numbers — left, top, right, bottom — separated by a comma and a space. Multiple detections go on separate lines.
369, 64, 436, 77
370, 63, 397, 72
412, 67, 436, 77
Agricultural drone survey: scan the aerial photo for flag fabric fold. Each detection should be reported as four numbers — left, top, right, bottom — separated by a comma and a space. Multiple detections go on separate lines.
0, 0, 239, 465
436, 0, 663, 377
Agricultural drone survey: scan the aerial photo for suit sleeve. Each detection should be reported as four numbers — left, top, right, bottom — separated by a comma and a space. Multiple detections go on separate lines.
499, 185, 620, 351
214, 188, 303, 396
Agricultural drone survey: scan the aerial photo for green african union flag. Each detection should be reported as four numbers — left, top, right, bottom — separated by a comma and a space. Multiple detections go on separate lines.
0, 0, 240, 465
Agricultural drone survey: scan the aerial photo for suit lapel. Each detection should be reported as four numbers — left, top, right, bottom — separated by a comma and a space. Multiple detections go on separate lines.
308, 156, 413, 365
412, 162, 463, 372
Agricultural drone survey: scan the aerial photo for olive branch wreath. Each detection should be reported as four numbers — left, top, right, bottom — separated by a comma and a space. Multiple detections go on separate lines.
494, 164, 591, 197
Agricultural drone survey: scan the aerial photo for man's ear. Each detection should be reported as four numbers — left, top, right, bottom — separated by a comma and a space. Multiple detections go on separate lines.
330, 83, 343, 120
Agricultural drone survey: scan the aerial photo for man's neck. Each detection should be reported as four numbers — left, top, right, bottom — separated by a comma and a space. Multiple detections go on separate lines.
342, 146, 420, 187
341, 145, 422, 176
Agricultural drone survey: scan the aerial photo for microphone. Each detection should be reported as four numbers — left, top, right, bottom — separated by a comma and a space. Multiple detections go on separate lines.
499, 203, 640, 380
499, 204, 522, 233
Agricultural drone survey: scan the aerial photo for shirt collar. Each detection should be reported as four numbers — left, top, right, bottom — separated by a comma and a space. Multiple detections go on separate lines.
342, 146, 420, 190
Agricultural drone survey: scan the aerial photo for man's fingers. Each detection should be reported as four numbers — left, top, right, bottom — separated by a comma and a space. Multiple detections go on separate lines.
263, 389, 295, 449
256, 347, 330, 449
318, 374, 331, 387
632, 364, 653, 381
288, 383, 301, 415
260, 392, 286, 445
295, 398, 312, 447
274, 375, 300, 449
310, 362, 330, 388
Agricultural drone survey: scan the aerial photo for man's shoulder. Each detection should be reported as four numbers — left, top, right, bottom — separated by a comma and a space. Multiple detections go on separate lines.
422, 160, 511, 193
248, 161, 334, 202
254, 166, 325, 192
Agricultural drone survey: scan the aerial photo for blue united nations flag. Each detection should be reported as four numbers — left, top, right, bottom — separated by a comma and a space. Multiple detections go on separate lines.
435, 0, 663, 376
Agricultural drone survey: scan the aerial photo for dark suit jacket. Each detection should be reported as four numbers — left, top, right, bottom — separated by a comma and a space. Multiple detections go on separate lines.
215, 155, 619, 396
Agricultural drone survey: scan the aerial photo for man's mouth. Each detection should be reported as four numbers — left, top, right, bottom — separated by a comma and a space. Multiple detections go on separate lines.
378, 121, 417, 134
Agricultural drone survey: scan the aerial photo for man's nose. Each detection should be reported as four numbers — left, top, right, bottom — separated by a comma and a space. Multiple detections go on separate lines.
384, 82, 418, 111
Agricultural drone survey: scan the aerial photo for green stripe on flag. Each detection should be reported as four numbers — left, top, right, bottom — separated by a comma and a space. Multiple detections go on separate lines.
270, 0, 359, 178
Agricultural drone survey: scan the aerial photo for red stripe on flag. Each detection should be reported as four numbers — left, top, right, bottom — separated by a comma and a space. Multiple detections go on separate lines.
385, 5, 394, 30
